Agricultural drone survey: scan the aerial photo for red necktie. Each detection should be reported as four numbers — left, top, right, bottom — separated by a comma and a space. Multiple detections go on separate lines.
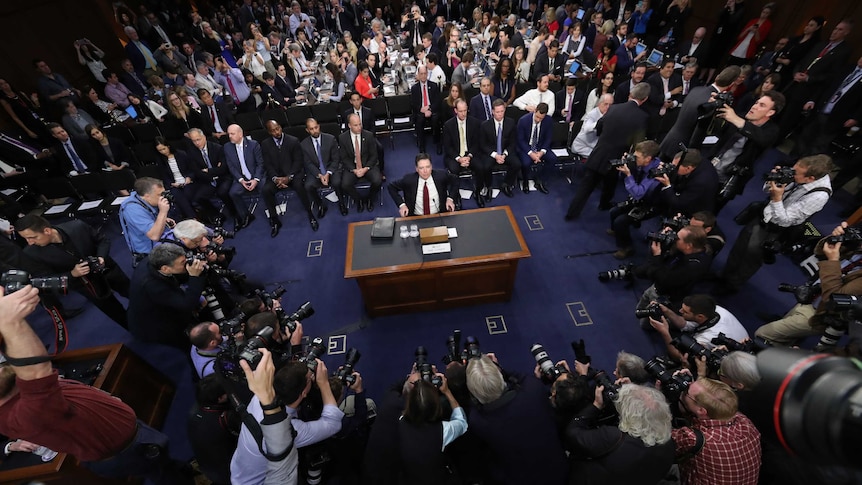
225, 76, 240, 105
422, 84, 429, 107
818, 43, 833, 58
210, 106, 216, 123
422, 181, 430, 215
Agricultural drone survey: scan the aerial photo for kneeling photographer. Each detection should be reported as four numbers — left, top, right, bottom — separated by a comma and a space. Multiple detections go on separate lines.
127, 243, 207, 351
607, 140, 663, 260
755, 222, 862, 348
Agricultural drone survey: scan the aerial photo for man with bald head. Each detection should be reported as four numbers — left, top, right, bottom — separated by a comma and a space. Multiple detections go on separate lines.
261, 120, 317, 236
571, 93, 613, 157
678, 27, 709, 66
410, 64, 441, 153
224, 124, 265, 230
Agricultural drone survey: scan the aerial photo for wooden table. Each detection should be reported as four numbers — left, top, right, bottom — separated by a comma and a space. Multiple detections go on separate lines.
345, 206, 530, 316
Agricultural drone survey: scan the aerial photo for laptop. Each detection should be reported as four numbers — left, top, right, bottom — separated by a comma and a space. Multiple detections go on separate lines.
635, 42, 647, 57
646, 48, 665, 67
568, 60, 581, 75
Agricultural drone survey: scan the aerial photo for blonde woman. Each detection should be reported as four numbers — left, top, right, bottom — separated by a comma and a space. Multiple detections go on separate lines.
165, 89, 205, 132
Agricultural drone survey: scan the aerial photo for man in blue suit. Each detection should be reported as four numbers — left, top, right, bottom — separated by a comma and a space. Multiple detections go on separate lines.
468, 78, 498, 122
223, 124, 264, 230
515, 103, 556, 194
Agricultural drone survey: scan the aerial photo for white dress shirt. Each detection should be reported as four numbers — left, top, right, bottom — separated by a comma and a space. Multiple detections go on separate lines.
512, 88, 555, 117
414, 177, 441, 215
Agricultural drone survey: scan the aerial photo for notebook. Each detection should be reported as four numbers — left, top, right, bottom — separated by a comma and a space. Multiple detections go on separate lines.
370, 217, 395, 239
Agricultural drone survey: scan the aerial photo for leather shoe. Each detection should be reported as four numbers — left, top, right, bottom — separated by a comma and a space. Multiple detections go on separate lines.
521, 180, 530, 193
270, 218, 282, 238
235, 213, 255, 231
366, 198, 375, 212
484, 189, 493, 201
502, 184, 513, 197
309, 218, 319, 231
356, 200, 365, 213
317, 204, 328, 219
612, 247, 634, 260
535, 181, 549, 194
475, 193, 485, 208
339, 204, 348, 216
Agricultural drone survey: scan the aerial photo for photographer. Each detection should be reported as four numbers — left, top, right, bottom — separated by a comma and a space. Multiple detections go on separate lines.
189, 322, 228, 379
690, 211, 726, 256
634, 225, 712, 328
533, 359, 592, 433
755, 222, 862, 346
465, 354, 569, 484
187, 375, 240, 485
614, 351, 651, 385
648, 294, 750, 363
715, 155, 833, 294
127, 243, 207, 351
231, 357, 343, 484
323, 372, 374, 485
0, 286, 189, 483
244, 312, 303, 368
118, 177, 174, 263
607, 140, 662, 259
655, 148, 720, 217
565, 384, 675, 484
162, 219, 231, 267
671, 378, 761, 485
15, 215, 130, 328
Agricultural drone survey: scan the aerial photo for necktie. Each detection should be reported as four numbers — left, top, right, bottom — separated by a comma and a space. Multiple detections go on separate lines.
484, 95, 491, 120
824, 67, 862, 114
66, 141, 85, 172
496, 122, 503, 155
683, 81, 689, 95
137, 42, 158, 69
315, 138, 325, 174
530, 123, 538, 151
210, 105, 216, 124
225, 75, 240, 105
356, 110, 362, 124
422, 181, 430, 215
565, 94, 573, 122
202, 148, 212, 168
422, 83, 429, 107
237, 143, 252, 179
817, 42, 834, 58
549, 58, 554, 73
458, 121, 466, 156
354, 135, 362, 169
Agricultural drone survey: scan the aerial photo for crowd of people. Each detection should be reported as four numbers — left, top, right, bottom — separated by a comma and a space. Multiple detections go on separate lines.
0, 0, 860, 483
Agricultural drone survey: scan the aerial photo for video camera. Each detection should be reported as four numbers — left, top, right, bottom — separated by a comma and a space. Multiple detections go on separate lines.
644, 356, 692, 401
335, 348, 361, 385
646, 230, 678, 248
777, 281, 821, 305
301, 337, 327, 373
648, 163, 677, 178
660, 215, 690, 232
764, 166, 795, 185
697, 91, 734, 120
609, 153, 637, 168
825, 226, 862, 251
1, 270, 68, 294
414, 346, 443, 387
598, 262, 635, 282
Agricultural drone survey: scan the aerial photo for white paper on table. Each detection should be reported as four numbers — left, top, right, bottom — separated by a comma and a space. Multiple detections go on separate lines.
44, 204, 72, 215
491, 188, 500, 199
375, 119, 387, 127
447, 227, 458, 238
552, 148, 570, 157
77, 200, 104, 210
422, 242, 452, 254
111, 196, 130, 206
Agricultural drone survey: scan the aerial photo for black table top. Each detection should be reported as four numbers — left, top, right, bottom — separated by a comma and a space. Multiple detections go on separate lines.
346, 207, 530, 276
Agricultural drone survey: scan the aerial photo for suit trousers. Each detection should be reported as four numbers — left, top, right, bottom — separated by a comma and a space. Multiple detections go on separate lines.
213, 177, 238, 219
342, 167, 383, 201
413, 112, 440, 150
262, 175, 314, 220
306, 171, 344, 206
518, 151, 557, 182
754, 303, 819, 346
475, 155, 518, 190
721, 219, 770, 289
229, 181, 261, 219
566, 167, 618, 217
76, 267, 130, 328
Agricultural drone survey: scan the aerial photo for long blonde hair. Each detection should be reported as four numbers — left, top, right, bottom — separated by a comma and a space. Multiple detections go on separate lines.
166, 89, 190, 119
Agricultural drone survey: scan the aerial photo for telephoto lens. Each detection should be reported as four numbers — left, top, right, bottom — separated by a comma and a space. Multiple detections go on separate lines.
531, 343, 566, 383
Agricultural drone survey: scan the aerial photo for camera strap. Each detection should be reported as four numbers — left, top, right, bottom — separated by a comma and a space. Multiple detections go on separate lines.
3, 354, 53, 366
676, 428, 705, 463
237, 402, 296, 462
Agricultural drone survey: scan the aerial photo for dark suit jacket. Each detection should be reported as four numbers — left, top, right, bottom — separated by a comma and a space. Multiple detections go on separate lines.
52, 138, 98, 174
554, 89, 581, 121
224, 139, 265, 182
403, 18, 429, 47
813, 64, 862, 132
515, 112, 554, 158
343, 107, 375, 133
613, 79, 635, 105
442, 116, 482, 172
301, 133, 341, 177
586, 100, 649, 174
410, 80, 441, 114
479, 117, 517, 161
158, 149, 197, 185
200, 101, 235, 136
188, 141, 229, 182
677, 40, 709, 64
125, 40, 157, 74
660, 161, 720, 215
338, 129, 378, 170
792, 40, 852, 89
660, 84, 718, 158
711, 119, 779, 173
119, 70, 149, 98
22, 220, 111, 282
90, 137, 133, 168
644, 72, 683, 119
274, 75, 299, 106
468, 93, 499, 122
388, 170, 459, 215
261, 134, 305, 180
533, 52, 566, 81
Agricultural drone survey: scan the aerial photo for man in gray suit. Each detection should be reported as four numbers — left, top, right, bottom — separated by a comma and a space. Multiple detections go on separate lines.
659, 66, 740, 161
302, 118, 345, 216
450, 51, 481, 90
224, 124, 265, 230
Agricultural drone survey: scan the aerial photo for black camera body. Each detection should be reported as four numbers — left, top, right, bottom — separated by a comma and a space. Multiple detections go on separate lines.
302, 337, 327, 373
185, 251, 207, 265
661, 215, 690, 232
698, 91, 734, 119
274, 301, 314, 335
83, 256, 106, 274
212, 226, 236, 239
589, 368, 620, 402
672, 333, 726, 372
161, 190, 174, 203
238, 326, 275, 369
825, 227, 862, 251
598, 262, 635, 282
711, 332, 769, 354
531, 343, 568, 384
649, 163, 677, 178
644, 356, 692, 401
415, 346, 443, 388
777, 282, 821, 305
610, 153, 637, 168
646, 230, 678, 247
0, 269, 68, 294
634, 302, 665, 320
764, 167, 795, 185
335, 348, 361, 385
442, 330, 462, 365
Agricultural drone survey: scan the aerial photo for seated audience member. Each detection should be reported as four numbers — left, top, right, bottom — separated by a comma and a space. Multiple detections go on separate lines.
388, 153, 458, 216
186, 128, 240, 223
338, 114, 382, 213
154, 137, 204, 221
607, 140, 662, 259
47, 122, 97, 175
260, 120, 318, 235
555, 78, 580, 123
468, 77, 498, 122
512, 74, 556, 117
301, 118, 344, 217
118, 177, 174, 261
223, 124, 265, 231
565, 384, 675, 484
60, 99, 97, 141
86, 124, 133, 174
515, 102, 556, 195
478, 99, 519, 199
571, 93, 613, 158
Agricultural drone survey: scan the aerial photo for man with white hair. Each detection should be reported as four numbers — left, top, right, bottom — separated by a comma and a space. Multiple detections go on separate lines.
123, 26, 161, 76
571, 93, 613, 157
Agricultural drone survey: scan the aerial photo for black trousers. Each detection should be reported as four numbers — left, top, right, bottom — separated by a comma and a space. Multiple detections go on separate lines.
566, 167, 618, 217
414, 112, 440, 150
342, 167, 383, 201
721, 219, 771, 289
306, 171, 344, 207
262, 175, 314, 220
76, 265, 130, 328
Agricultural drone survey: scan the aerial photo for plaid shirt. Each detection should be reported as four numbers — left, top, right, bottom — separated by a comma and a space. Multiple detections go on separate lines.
762, 174, 831, 227
673, 412, 761, 485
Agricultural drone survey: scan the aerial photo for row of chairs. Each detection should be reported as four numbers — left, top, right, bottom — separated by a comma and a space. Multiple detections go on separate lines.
36, 169, 141, 222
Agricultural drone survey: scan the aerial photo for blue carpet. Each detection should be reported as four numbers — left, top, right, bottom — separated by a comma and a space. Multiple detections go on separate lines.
30, 132, 851, 461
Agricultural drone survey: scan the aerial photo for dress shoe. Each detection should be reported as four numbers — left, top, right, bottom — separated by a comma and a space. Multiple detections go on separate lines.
309, 218, 319, 231
612, 247, 634, 260
521, 180, 530, 193
502, 184, 513, 198
606, 228, 616, 237
270, 218, 282, 238
535, 181, 549, 194
317, 204, 328, 219
366, 199, 375, 212
356, 200, 365, 213
235, 214, 254, 231
339, 204, 348, 216
483, 188, 493, 201
475, 193, 485, 208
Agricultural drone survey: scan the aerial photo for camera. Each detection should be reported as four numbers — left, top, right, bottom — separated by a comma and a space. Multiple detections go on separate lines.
185, 251, 207, 265
82, 256, 106, 274
761, 239, 784, 265
718, 164, 752, 200
300, 336, 327, 373
598, 262, 635, 282
415, 346, 443, 387
0, 270, 68, 294
219, 311, 246, 336
442, 330, 462, 365
697, 91, 734, 119
644, 356, 692, 400
646, 230, 678, 247
275, 301, 314, 335
825, 226, 862, 251
777, 281, 821, 305
212, 225, 236, 239
463, 336, 481, 360
254, 286, 286, 311
208, 244, 237, 259
711, 332, 769, 354
588, 368, 620, 402
609, 153, 636, 168
531, 343, 567, 384
634, 302, 665, 320
764, 166, 796, 185
238, 326, 275, 369
335, 348, 361, 385
660, 215, 690, 232
826, 293, 862, 320
648, 163, 677, 178
671, 333, 727, 372
209, 265, 247, 281
161, 190, 174, 203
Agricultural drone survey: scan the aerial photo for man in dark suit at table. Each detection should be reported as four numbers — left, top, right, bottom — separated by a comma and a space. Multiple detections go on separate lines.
533, 40, 566, 84
302, 118, 344, 216
468, 77, 498, 122
565, 82, 650, 220
479, 99, 519, 198
274, 64, 302, 108
389, 152, 458, 216
442, 99, 482, 206
344, 92, 385, 175
223, 124, 264, 230
260, 120, 318, 236
613, 63, 646, 105
515, 102, 556, 195
186, 128, 239, 224
339, 114, 382, 213
198, 90, 234, 143
411, 65, 441, 154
